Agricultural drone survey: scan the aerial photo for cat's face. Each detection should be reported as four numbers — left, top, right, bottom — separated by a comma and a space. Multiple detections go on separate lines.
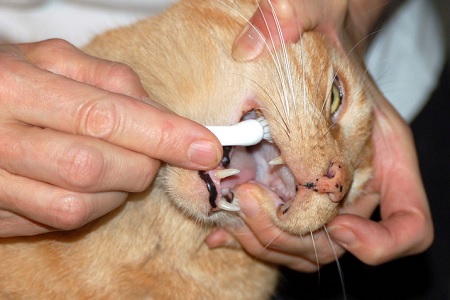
157, 2, 373, 236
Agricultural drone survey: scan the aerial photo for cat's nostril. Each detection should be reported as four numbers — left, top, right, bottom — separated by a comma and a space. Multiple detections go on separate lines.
325, 162, 339, 179
307, 161, 347, 203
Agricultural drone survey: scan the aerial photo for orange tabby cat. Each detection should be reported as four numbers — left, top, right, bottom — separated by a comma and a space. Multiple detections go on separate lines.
0, 0, 373, 298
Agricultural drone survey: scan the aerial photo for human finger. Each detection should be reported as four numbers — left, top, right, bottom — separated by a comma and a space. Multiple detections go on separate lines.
0, 168, 128, 237
232, 0, 348, 61
0, 123, 158, 193
227, 222, 320, 272
0, 48, 222, 170
329, 90, 433, 265
328, 212, 431, 266
18, 39, 149, 100
0, 210, 54, 237
222, 183, 345, 270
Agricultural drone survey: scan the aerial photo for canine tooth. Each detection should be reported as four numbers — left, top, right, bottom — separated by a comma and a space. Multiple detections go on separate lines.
268, 156, 284, 166
218, 198, 240, 212
216, 169, 240, 179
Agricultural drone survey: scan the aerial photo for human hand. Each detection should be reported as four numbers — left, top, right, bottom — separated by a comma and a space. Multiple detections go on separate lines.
206, 0, 433, 271
0, 39, 221, 237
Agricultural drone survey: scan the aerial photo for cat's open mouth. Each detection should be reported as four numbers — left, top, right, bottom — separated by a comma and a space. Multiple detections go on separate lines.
199, 110, 297, 216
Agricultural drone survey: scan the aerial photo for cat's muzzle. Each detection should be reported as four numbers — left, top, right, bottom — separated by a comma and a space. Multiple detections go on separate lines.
198, 110, 296, 215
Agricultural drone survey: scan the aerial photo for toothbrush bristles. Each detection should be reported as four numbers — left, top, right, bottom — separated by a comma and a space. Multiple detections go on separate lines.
257, 117, 273, 143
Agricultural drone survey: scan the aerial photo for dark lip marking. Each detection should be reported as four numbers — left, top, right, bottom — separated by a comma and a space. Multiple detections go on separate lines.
198, 171, 218, 208
304, 182, 316, 189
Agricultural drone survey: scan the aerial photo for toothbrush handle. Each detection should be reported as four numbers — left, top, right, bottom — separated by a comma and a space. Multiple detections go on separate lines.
206, 119, 264, 146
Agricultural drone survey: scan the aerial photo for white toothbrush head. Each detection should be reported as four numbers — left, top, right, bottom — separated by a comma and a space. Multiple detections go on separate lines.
206, 119, 271, 146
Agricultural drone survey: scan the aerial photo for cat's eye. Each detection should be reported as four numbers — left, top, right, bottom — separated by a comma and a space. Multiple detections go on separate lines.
330, 77, 343, 116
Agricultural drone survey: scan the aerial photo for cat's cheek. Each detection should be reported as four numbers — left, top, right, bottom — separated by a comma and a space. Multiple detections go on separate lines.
162, 167, 212, 217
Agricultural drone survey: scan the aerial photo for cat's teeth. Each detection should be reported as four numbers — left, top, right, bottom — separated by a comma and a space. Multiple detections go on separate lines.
268, 156, 284, 166
216, 169, 240, 179
217, 198, 240, 212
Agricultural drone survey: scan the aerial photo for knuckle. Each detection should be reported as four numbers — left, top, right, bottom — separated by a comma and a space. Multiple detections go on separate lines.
25, 39, 76, 67
58, 144, 104, 190
51, 193, 91, 230
360, 245, 391, 266
104, 62, 142, 91
0, 47, 26, 96
269, 0, 294, 19
39, 38, 75, 52
154, 118, 178, 151
363, 252, 386, 266
133, 158, 158, 192
0, 128, 25, 163
291, 260, 320, 273
108, 62, 137, 79
78, 98, 118, 140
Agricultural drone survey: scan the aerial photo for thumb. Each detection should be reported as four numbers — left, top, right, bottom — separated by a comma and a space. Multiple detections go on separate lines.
232, 0, 300, 61
328, 210, 432, 266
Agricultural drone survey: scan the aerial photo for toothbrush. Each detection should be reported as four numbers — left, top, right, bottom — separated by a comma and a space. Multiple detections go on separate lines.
206, 118, 272, 146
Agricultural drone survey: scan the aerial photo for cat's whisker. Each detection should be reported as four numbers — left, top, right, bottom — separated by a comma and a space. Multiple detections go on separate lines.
329, 29, 381, 100
311, 122, 336, 150
256, 0, 292, 127
309, 229, 322, 278
214, 0, 291, 132
299, 37, 309, 127
323, 226, 347, 300
355, 31, 386, 94
234, 73, 291, 137
315, 64, 331, 125
342, 2, 388, 47
265, 0, 297, 120
256, 228, 284, 260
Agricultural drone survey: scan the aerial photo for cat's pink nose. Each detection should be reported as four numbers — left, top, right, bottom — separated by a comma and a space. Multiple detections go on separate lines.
303, 162, 348, 203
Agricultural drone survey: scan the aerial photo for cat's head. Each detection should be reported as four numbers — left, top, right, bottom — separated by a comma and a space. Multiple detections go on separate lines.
83, 0, 373, 236
159, 27, 373, 235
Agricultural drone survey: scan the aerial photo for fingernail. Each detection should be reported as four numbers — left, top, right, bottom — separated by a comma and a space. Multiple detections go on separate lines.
328, 226, 356, 247
232, 24, 265, 61
188, 140, 221, 167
